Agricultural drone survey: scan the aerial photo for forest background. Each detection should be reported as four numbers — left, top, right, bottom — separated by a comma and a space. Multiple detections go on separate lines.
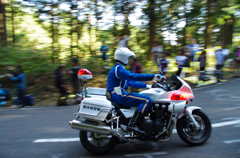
0, 0, 239, 105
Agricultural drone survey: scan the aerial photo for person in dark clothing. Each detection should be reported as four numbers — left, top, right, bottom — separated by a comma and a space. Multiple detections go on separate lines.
54, 65, 67, 95
8, 65, 27, 108
54, 65, 68, 106
69, 57, 82, 94
130, 58, 143, 73
158, 53, 169, 75
198, 50, 207, 81
100, 45, 109, 61
235, 47, 240, 63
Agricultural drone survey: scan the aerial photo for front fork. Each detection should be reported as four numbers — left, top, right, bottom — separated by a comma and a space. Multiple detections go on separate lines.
184, 106, 201, 130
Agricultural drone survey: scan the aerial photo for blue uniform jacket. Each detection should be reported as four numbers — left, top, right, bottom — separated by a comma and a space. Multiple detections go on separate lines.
10, 73, 26, 89
107, 64, 154, 93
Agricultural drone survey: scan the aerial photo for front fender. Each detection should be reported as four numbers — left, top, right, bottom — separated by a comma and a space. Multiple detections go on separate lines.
178, 106, 202, 119
186, 106, 202, 114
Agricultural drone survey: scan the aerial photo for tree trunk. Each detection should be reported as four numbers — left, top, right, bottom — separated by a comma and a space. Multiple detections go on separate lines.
10, 0, 15, 43
148, 0, 156, 59
0, 0, 7, 46
204, 0, 217, 48
50, 18, 56, 63
87, 14, 94, 55
50, 1, 59, 63
123, 12, 130, 35
94, 0, 100, 44
220, 16, 235, 47
182, 0, 188, 46
123, 0, 130, 35
70, 13, 74, 57
94, 0, 99, 29
76, 20, 82, 55
112, 1, 118, 48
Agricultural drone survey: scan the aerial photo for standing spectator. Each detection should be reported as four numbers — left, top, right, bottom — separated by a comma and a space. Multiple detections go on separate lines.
8, 65, 27, 108
215, 47, 229, 82
129, 58, 143, 73
186, 39, 200, 61
176, 49, 188, 76
69, 57, 81, 94
183, 46, 192, 68
151, 42, 164, 65
159, 53, 169, 75
235, 47, 240, 63
100, 44, 109, 61
198, 50, 207, 81
54, 65, 68, 106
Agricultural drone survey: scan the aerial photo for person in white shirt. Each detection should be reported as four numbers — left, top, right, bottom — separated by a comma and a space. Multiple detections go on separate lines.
151, 42, 163, 64
186, 39, 200, 61
151, 42, 166, 74
176, 49, 188, 76
215, 47, 229, 82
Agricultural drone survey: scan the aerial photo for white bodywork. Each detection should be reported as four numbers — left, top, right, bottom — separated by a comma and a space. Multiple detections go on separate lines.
77, 77, 196, 122
77, 95, 112, 121
77, 95, 136, 121
69, 77, 211, 154
140, 88, 170, 103
77, 87, 137, 121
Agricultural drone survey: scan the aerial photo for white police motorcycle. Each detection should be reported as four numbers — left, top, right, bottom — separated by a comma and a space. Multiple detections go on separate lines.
69, 69, 212, 154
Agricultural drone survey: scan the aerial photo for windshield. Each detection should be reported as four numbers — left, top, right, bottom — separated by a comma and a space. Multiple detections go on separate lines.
167, 76, 194, 100
86, 87, 106, 96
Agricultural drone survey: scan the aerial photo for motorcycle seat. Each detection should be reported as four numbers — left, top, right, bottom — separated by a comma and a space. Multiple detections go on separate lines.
111, 102, 131, 109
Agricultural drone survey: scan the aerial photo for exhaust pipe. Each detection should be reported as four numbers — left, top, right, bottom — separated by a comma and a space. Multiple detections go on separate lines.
69, 120, 112, 134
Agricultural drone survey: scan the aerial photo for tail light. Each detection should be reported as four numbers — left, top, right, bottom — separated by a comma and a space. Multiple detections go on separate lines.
78, 69, 93, 80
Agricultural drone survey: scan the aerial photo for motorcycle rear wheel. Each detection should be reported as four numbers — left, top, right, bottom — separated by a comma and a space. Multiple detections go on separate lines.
79, 131, 117, 155
176, 110, 212, 145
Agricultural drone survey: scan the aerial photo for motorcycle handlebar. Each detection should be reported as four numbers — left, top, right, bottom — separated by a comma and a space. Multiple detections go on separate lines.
152, 80, 171, 91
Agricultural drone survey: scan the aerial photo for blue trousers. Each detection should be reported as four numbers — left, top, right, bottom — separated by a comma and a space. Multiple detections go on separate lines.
16, 88, 26, 106
111, 92, 152, 113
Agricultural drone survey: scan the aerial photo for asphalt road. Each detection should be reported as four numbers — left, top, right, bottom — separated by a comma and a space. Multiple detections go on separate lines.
0, 79, 240, 158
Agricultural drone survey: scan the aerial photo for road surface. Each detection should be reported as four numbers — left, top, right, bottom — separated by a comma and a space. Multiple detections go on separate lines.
0, 79, 240, 158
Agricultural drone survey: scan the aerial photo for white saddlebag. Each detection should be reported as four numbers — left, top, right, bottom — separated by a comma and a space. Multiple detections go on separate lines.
77, 96, 113, 121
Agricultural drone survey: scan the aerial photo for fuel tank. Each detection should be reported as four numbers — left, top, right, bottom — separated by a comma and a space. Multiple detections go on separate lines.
140, 88, 170, 103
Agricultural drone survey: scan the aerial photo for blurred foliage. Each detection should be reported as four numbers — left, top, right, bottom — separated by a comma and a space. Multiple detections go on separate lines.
0, 0, 240, 76
0, 0, 239, 106
0, 46, 57, 76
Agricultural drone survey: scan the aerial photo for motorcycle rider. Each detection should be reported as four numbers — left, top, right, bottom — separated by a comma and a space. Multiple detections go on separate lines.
106, 47, 164, 131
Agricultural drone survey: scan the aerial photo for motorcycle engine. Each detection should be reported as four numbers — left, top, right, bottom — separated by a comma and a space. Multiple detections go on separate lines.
139, 119, 163, 136
138, 103, 170, 136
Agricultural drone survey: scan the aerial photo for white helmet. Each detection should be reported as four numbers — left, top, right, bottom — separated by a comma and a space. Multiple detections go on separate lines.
114, 47, 136, 65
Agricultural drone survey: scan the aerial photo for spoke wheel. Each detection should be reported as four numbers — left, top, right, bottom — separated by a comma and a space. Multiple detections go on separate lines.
177, 110, 212, 145
80, 131, 117, 155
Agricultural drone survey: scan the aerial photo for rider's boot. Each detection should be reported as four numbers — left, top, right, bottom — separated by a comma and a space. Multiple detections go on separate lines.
127, 111, 144, 134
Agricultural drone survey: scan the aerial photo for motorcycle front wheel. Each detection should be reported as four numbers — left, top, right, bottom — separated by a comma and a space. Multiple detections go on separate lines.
176, 110, 212, 145
79, 131, 117, 155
